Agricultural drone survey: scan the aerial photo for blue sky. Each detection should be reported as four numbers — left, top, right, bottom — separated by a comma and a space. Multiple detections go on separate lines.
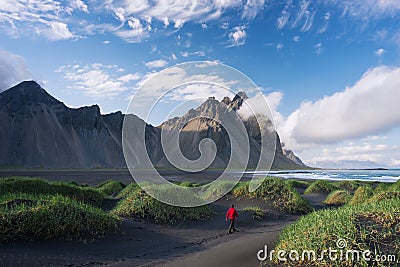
1, 0, 400, 168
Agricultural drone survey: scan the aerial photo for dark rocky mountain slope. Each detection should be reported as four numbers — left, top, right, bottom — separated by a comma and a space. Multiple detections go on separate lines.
0, 81, 305, 169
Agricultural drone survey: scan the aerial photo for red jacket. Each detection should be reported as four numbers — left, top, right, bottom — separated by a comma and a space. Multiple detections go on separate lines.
226, 207, 238, 220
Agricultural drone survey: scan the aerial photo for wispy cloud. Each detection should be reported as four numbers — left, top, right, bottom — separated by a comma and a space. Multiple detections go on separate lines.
0, 0, 82, 40
56, 63, 140, 98
375, 48, 386, 57
292, 0, 312, 29
114, 17, 149, 43
144, 59, 168, 69
327, 0, 400, 19
317, 12, 331, 34
242, 0, 265, 20
300, 10, 316, 32
314, 43, 323, 55
228, 26, 247, 47
1, 0, 399, 45
276, 0, 292, 30
180, 51, 206, 57
0, 48, 33, 91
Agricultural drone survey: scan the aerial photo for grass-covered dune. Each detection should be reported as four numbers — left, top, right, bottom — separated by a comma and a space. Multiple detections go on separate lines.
323, 190, 352, 206
0, 193, 119, 243
304, 180, 340, 194
271, 180, 400, 266
97, 180, 126, 196
112, 184, 212, 223
0, 177, 119, 243
232, 177, 312, 214
0, 177, 105, 206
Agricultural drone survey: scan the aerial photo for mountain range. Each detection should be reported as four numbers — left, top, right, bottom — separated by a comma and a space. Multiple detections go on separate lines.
0, 81, 305, 169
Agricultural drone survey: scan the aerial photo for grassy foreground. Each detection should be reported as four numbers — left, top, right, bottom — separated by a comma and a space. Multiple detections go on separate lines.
271, 180, 400, 266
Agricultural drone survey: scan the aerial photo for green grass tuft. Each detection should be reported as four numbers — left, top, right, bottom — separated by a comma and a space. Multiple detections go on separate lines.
368, 190, 400, 202
285, 179, 311, 189
97, 180, 126, 196
338, 180, 361, 191
0, 177, 105, 206
116, 183, 139, 198
243, 206, 266, 220
349, 185, 374, 205
323, 190, 352, 206
272, 198, 400, 266
0, 193, 119, 243
232, 177, 312, 214
112, 185, 212, 224
388, 180, 400, 191
304, 180, 339, 194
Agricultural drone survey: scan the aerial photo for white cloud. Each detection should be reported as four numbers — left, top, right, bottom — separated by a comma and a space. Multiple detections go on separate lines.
277, 11, 289, 30
317, 12, 331, 34
235, 66, 400, 164
103, 0, 247, 40
228, 26, 247, 47
389, 159, 400, 167
277, 0, 292, 30
0, 0, 79, 40
144, 59, 168, 69
180, 51, 206, 57
56, 63, 139, 98
115, 17, 149, 43
68, 0, 89, 14
300, 10, 316, 32
201, 23, 208, 29
163, 17, 170, 27
292, 0, 312, 28
221, 22, 229, 30
174, 19, 185, 29
362, 135, 388, 141
279, 66, 400, 148
119, 73, 141, 83
375, 48, 386, 57
238, 91, 283, 123
45, 21, 74, 41
0, 48, 33, 91
242, 0, 265, 20
327, 0, 400, 19
314, 43, 323, 55
130, 65, 240, 113
293, 35, 300, 42
306, 143, 400, 168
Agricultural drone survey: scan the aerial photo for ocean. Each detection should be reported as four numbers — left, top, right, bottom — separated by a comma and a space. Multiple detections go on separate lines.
263, 169, 400, 183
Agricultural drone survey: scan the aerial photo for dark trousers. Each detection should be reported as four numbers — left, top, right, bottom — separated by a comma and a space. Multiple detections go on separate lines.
228, 219, 236, 233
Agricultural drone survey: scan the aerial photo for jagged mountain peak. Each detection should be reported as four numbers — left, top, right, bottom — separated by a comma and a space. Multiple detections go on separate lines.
161, 92, 248, 130
0, 81, 62, 112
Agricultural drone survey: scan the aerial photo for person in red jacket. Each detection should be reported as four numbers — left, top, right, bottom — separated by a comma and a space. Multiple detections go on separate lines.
226, 204, 238, 234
